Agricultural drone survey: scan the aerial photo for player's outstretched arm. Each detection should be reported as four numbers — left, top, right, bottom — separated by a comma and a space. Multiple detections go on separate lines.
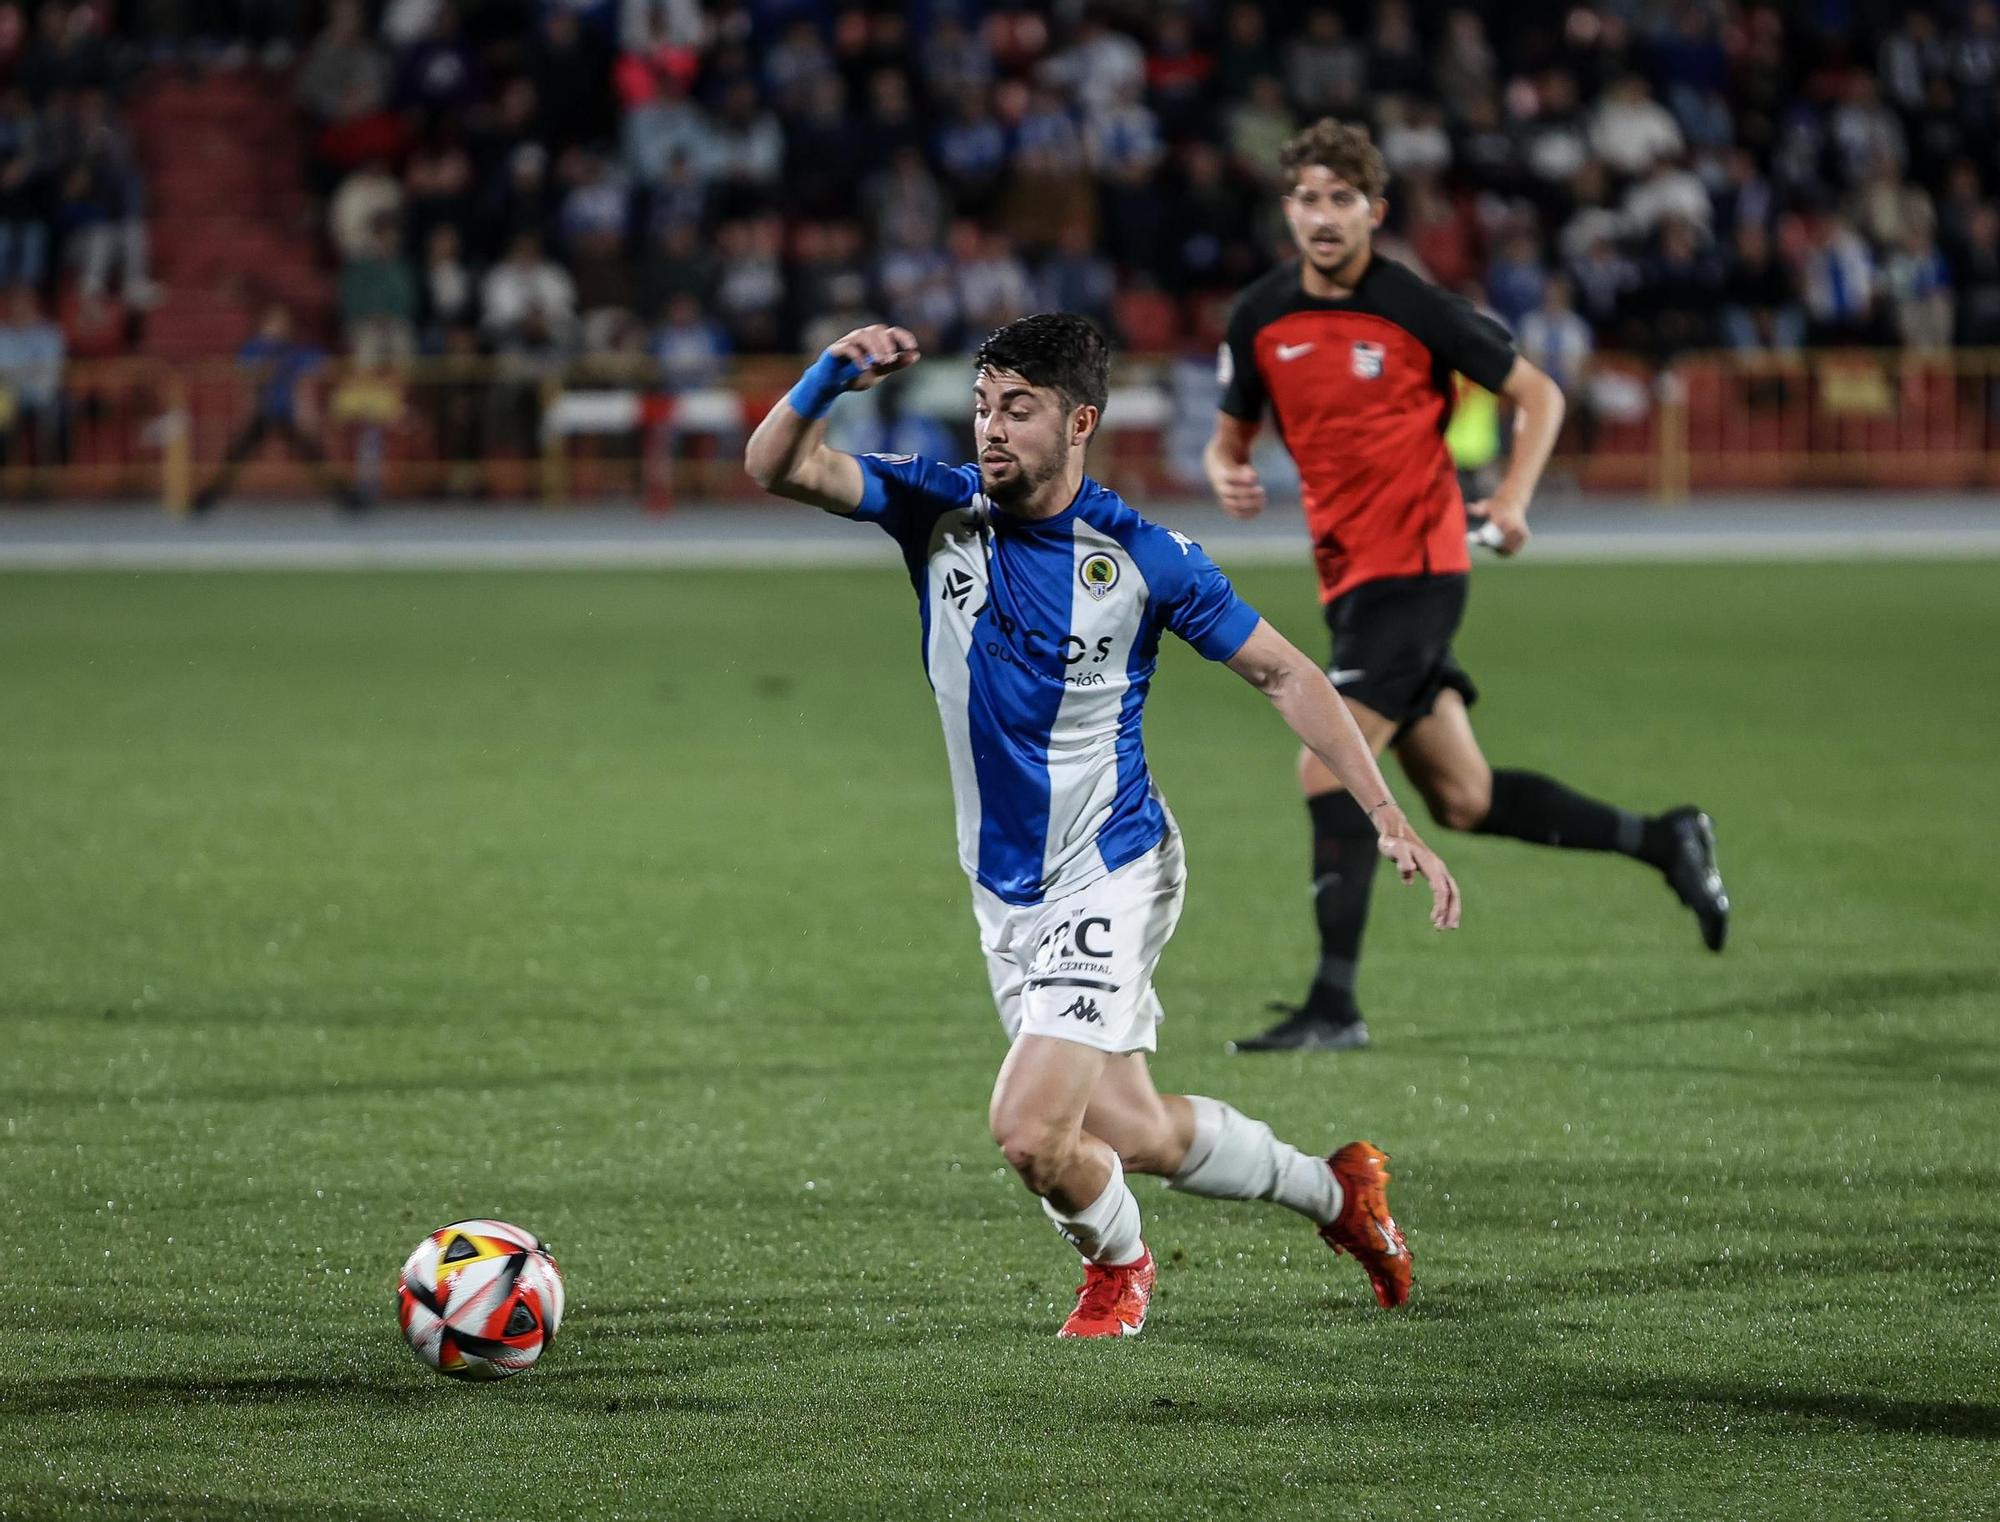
1226, 618, 1461, 931
743, 324, 920, 513
1467, 356, 1565, 556
1203, 413, 1267, 519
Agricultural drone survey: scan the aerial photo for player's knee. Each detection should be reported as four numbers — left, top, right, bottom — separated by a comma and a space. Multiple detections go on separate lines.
1424, 776, 1492, 832
992, 1120, 1075, 1196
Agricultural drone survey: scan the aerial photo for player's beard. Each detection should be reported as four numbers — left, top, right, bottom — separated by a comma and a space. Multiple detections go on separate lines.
982, 449, 1061, 509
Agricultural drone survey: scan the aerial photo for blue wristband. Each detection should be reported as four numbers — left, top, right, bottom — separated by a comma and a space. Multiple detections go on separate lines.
784, 349, 864, 420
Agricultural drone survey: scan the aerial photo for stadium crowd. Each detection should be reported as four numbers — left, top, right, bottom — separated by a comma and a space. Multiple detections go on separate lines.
3, 0, 2000, 401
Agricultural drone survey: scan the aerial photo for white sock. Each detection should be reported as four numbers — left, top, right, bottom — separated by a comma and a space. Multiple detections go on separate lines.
1043, 1151, 1145, 1266
1168, 1096, 1342, 1225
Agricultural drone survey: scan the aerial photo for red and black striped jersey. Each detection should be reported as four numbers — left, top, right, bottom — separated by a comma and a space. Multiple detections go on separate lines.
1219, 256, 1516, 602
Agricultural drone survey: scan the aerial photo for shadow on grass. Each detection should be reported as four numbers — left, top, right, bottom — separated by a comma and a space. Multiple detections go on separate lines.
1495, 967, 2000, 1040
1596, 1375, 2000, 1440
1098, 1349, 2000, 1444
0, 1372, 436, 1417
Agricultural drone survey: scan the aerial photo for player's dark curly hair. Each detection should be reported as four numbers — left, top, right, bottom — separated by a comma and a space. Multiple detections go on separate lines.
973, 313, 1112, 427
1279, 118, 1389, 200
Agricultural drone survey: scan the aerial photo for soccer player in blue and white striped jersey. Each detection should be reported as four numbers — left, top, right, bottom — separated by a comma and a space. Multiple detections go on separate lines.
745, 314, 1459, 1337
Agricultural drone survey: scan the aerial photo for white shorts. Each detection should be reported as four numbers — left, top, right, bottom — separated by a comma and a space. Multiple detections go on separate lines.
972, 828, 1186, 1055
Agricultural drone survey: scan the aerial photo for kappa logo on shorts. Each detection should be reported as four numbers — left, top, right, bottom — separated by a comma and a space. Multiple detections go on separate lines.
1057, 996, 1103, 1024
1079, 554, 1120, 601
1351, 341, 1386, 380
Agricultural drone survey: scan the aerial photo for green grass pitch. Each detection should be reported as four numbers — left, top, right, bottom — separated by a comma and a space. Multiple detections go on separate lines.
2, 559, 1995, 1520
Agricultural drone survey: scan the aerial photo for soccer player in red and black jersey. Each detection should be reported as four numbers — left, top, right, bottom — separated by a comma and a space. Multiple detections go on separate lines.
1207, 120, 1729, 1053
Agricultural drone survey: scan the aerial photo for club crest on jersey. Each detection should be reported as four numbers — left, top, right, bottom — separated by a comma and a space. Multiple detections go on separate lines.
1351, 341, 1386, 380
1079, 554, 1120, 600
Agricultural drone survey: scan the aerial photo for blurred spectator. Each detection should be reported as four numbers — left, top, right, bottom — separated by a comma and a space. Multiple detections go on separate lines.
1484, 228, 1548, 330
1035, 220, 1114, 331
875, 219, 956, 355
921, 14, 994, 108
1041, 10, 1143, 107
0, 88, 47, 288
651, 290, 729, 390
1403, 174, 1478, 291
765, 18, 832, 110
339, 212, 418, 365
1634, 216, 1724, 358
403, 138, 475, 257
1566, 232, 1640, 333
1213, 3, 1280, 102
532, 10, 613, 151
393, 3, 480, 124
1590, 77, 1683, 179
418, 222, 475, 340
193, 305, 356, 513
1002, 85, 1092, 249
1884, 226, 1955, 351
1954, 208, 2000, 346
331, 159, 403, 261
1799, 216, 1880, 344
296, 0, 388, 124
1718, 223, 1805, 352
1517, 273, 1592, 399
637, 217, 714, 324
0, 284, 64, 467
862, 145, 944, 257
934, 85, 1007, 216
481, 231, 576, 357
1377, 99, 1450, 179
1145, 11, 1214, 138
1624, 155, 1711, 236
1225, 75, 1295, 187
1283, 9, 1362, 120
705, 78, 785, 198
1434, 9, 1497, 114
1829, 78, 1905, 186
622, 71, 708, 186
1163, 139, 1253, 290
1367, 0, 1429, 101
709, 215, 786, 350
57, 89, 151, 304
951, 221, 1033, 344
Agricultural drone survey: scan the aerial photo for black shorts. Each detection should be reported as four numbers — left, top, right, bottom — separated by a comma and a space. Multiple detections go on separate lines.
1322, 573, 1479, 735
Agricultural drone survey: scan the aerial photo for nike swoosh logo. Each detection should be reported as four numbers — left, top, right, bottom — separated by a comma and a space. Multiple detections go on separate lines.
1275, 342, 1315, 361
1328, 668, 1366, 685
1376, 1221, 1401, 1255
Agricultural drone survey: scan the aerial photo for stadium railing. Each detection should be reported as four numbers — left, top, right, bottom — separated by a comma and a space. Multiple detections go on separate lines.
3, 350, 1998, 508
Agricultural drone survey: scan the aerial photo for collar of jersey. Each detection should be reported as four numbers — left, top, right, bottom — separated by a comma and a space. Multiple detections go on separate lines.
986, 475, 1100, 531
1292, 253, 1380, 305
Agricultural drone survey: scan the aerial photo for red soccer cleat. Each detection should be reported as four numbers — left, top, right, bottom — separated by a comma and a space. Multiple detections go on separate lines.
1056, 1247, 1156, 1338
1319, 1141, 1413, 1308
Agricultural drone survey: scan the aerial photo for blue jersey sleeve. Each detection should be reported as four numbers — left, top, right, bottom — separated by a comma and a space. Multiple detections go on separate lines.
847, 453, 980, 551
1133, 524, 1261, 662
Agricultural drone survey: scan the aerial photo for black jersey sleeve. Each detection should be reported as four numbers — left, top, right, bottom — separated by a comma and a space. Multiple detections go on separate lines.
1217, 294, 1267, 421
1419, 285, 1518, 393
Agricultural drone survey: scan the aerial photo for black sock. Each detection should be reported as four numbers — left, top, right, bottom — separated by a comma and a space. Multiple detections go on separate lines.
1303, 791, 1379, 1023
1475, 769, 1667, 866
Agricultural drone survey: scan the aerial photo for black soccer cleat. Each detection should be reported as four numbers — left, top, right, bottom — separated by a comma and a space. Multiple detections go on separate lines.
1229, 1001, 1371, 1053
1658, 806, 1730, 952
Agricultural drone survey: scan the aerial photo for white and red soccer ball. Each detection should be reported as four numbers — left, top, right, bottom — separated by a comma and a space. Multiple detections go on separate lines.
397, 1219, 565, 1380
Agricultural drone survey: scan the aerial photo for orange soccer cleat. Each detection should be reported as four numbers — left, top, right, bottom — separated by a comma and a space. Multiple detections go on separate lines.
1319, 1141, 1413, 1308
1056, 1247, 1156, 1339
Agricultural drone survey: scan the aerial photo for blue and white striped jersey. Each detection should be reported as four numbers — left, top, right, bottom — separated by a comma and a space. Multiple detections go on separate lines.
847, 452, 1263, 907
